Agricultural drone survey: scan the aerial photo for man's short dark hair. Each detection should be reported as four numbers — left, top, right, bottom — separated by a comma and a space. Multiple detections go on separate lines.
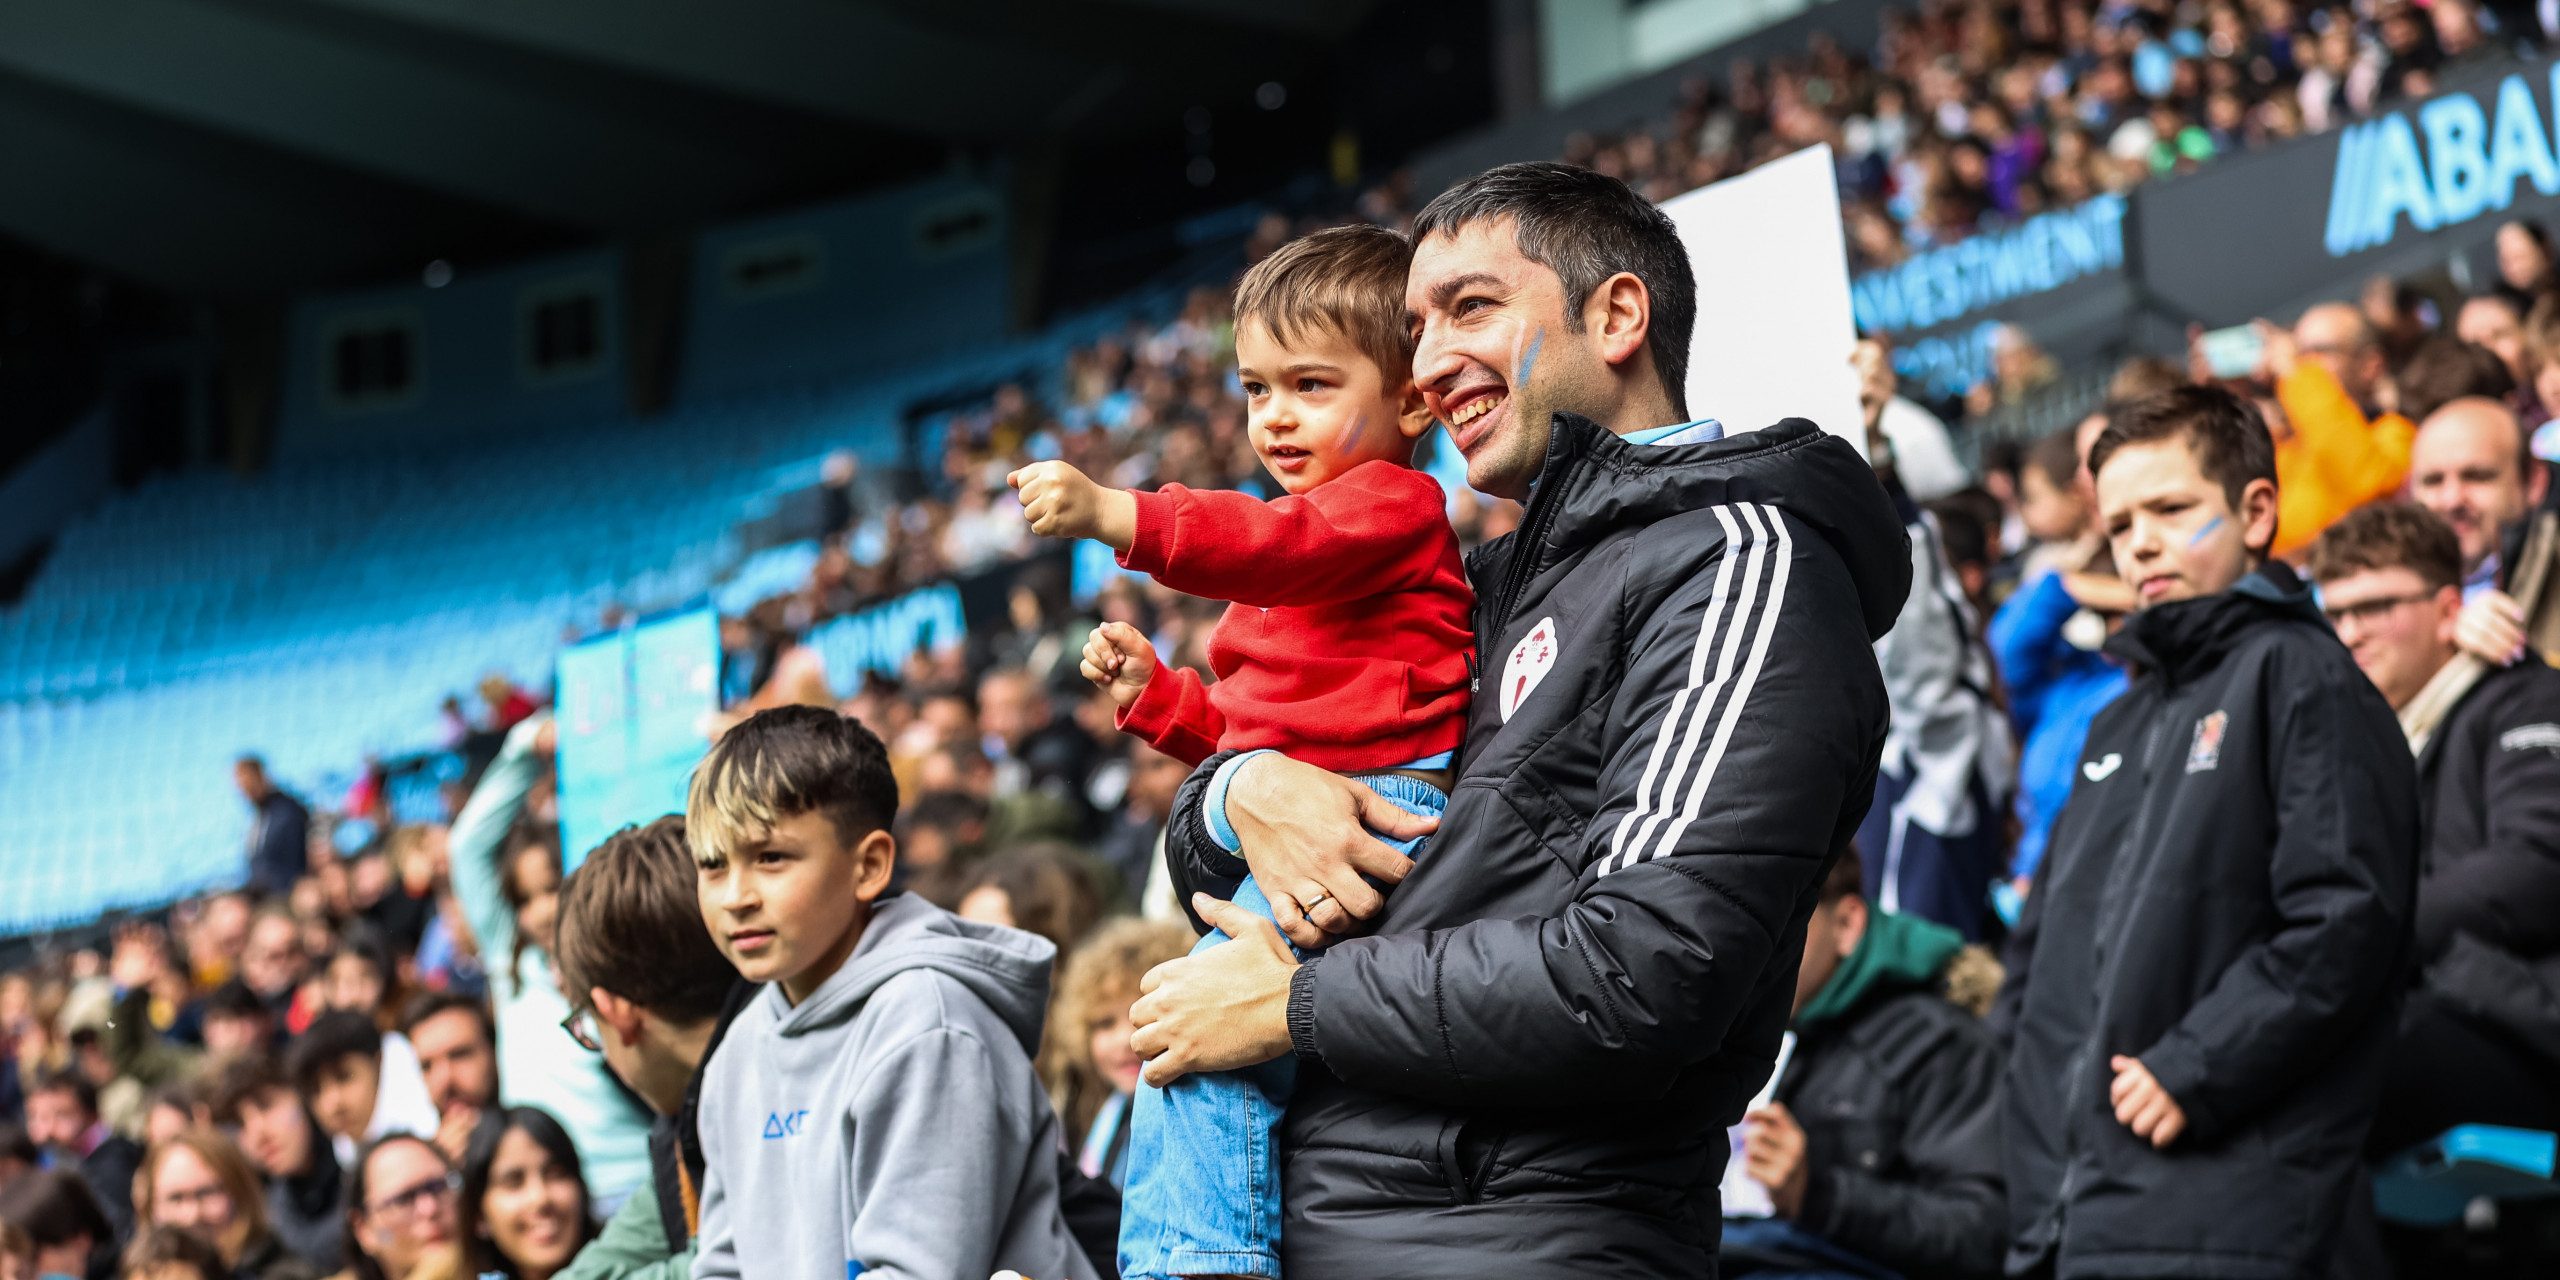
1413, 161, 1698, 418
2089, 385, 2279, 539
2028, 425, 2084, 491
555, 816, 737, 1025
1821, 846, 1866, 904
287, 1011, 383, 1096
123, 1225, 228, 1280
0, 1171, 110, 1249
203, 1054, 294, 1125
28, 1070, 95, 1119
687, 706, 899, 868
0, 1124, 39, 1167
202, 978, 270, 1025
399, 990, 494, 1046
2396, 336, 2516, 424
2306, 501, 2465, 594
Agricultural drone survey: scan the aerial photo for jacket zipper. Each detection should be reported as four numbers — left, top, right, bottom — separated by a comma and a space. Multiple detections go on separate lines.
1486, 447, 1578, 643
2050, 687, 2179, 1247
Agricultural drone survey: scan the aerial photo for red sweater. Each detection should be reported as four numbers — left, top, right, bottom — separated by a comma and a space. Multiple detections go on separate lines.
1115, 461, 1475, 770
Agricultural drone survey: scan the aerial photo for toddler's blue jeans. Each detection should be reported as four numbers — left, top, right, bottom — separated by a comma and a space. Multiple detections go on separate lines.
1117, 772, 1446, 1280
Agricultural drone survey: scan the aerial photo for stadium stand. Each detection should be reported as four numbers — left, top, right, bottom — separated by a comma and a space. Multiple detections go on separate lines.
0, 284, 1202, 932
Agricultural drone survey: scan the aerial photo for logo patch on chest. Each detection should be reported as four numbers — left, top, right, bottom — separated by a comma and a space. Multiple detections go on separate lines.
2081, 752, 2122, 781
762, 1109, 808, 1139
2186, 710, 2229, 774
1499, 617, 1560, 723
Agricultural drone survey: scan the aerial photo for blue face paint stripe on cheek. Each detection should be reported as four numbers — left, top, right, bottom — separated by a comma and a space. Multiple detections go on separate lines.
2187, 515, 2225, 547
1516, 327, 1544, 388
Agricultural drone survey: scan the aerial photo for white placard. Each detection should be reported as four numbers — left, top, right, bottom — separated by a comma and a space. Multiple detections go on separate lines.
1660, 144, 1866, 457
1717, 1029, 1798, 1218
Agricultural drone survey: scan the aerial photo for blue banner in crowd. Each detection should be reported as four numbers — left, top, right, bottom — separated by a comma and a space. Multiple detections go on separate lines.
556, 608, 719, 871
807, 581, 968, 695
1851, 193, 2125, 335
2325, 68, 2560, 257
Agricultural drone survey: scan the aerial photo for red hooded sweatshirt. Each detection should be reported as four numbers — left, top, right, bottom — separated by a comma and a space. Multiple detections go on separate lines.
1114, 460, 1474, 770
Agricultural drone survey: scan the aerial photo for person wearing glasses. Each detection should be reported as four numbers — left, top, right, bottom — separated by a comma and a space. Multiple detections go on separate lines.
448, 717, 651, 1211
549, 816, 751, 1280
341, 1135, 463, 1280
457, 1110, 592, 1280
132, 1128, 317, 1280
2306, 501, 2560, 1159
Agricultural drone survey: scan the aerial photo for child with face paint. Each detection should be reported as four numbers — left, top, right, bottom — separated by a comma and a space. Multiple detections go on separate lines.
1009, 224, 1473, 1280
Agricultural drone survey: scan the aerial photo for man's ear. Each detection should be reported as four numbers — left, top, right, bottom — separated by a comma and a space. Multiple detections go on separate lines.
2434, 584, 2466, 645
1834, 894, 1870, 959
1395, 380, 1437, 442
2530, 454, 2552, 508
2239, 477, 2281, 558
590, 988, 645, 1048
1586, 272, 1653, 369
852, 829, 898, 903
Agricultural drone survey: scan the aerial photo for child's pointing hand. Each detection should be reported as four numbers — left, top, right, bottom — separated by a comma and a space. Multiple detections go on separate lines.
1007, 461, 1138, 551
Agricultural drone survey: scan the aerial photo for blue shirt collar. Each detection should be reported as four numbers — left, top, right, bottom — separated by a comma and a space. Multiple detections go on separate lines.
1621, 418, 1725, 446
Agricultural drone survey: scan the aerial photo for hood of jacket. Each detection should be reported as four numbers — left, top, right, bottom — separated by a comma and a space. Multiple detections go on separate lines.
2104, 561, 2325, 686
1794, 908, 1965, 1030
1534, 414, 1912, 641
767, 892, 1055, 1057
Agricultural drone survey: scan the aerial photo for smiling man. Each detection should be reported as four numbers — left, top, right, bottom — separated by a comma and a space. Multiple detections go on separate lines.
2305, 502, 2560, 1161
2409, 396, 2559, 667
1993, 385, 2415, 1279
1127, 161, 1912, 1276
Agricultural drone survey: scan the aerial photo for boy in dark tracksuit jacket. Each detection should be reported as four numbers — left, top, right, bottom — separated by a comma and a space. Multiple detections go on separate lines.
1994, 386, 2419, 1279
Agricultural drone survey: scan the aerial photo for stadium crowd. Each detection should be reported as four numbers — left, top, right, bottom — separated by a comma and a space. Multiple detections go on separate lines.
5, 6, 2560, 1280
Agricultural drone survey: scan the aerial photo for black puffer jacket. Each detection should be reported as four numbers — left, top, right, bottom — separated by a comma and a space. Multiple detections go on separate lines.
1768, 986, 2006, 1279
1992, 564, 2418, 1279
1168, 414, 1910, 1277
2411, 653, 2560, 1066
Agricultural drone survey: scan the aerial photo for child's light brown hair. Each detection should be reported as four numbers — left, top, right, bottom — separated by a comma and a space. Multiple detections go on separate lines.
1232, 224, 1416, 383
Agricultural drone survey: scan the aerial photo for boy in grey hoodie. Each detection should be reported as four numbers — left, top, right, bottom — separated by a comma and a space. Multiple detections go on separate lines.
686, 706, 1097, 1280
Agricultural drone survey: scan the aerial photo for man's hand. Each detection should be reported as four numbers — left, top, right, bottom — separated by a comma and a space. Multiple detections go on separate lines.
2253, 318, 2298, 382
1080, 622, 1157, 710
2110, 1055, 2188, 1149
433, 1105, 480, 1165
1128, 897, 1298, 1086
1008, 461, 1139, 550
110, 923, 167, 994
1742, 1102, 1811, 1219
2455, 589, 2529, 666
1226, 754, 1438, 948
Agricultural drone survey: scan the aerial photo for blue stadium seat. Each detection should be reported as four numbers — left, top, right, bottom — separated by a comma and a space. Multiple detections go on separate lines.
2375, 1126, 2560, 1227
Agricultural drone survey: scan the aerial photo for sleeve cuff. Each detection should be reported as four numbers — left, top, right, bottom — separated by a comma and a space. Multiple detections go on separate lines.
1115, 667, 1181, 742
1118, 488, 1176, 576
2136, 1041, 2219, 1144
1287, 957, 1324, 1063
1204, 749, 1277, 853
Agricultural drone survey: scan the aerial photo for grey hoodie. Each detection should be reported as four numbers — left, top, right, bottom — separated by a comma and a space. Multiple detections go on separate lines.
690, 894, 1098, 1280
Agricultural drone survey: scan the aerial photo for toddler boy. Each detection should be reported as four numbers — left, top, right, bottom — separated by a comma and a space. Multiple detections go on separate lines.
1009, 223, 1472, 1280
686, 706, 1095, 1280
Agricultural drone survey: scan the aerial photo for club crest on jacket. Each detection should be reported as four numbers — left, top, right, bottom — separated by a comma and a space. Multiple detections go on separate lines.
1500, 617, 1560, 723
2186, 710, 2228, 774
